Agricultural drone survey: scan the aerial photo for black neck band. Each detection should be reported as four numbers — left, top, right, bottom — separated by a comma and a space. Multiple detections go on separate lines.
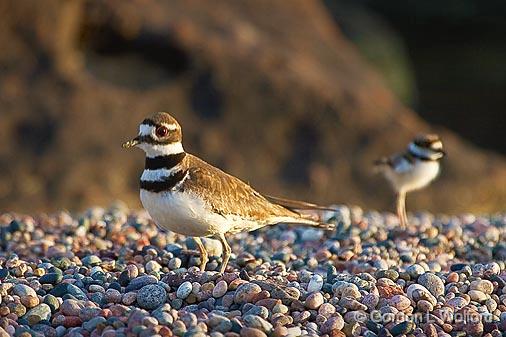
140, 169, 188, 192
145, 153, 186, 170
408, 150, 434, 161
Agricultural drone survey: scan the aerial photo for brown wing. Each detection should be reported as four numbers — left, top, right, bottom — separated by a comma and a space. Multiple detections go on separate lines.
181, 155, 298, 220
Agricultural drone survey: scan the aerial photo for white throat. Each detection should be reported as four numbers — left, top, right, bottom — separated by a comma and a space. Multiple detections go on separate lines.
139, 142, 185, 158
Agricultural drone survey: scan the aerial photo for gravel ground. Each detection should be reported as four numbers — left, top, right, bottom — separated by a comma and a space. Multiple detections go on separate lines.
0, 202, 505, 337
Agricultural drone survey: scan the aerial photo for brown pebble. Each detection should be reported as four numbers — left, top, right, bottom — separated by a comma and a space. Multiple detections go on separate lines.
417, 299, 434, 312
442, 323, 453, 333
240, 327, 267, 337
447, 272, 459, 283
305, 292, 324, 310
159, 326, 173, 337
62, 316, 82, 328
225, 333, 240, 337
271, 314, 292, 327
329, 330, 346, 337
234, 283, 261, 304
272, 326, 288, 337
315, 249, 332, 261
229, 279, 246, 290
377, 284, 404, 298
321, 314, 345, 334
20, 295, 39, 308
255, 299, 280, 310
0, 307, 9, 317
424, 323, 438, 337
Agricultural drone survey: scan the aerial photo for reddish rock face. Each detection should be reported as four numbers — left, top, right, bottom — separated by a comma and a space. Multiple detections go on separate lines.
0, 0, 505, 212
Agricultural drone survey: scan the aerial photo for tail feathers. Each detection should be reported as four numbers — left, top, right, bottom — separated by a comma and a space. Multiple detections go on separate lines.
278, 216, 335, 231
374, 156, 392, 167
373, 156, 394, 175
264, 194, 336, 231
264, 194, 337, 212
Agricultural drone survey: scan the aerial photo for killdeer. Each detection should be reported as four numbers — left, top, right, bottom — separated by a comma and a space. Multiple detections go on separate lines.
123, 112, 335, 272
375, 134, 445, 229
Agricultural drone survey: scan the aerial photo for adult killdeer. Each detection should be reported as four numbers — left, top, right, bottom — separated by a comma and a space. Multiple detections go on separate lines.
375, 134, 445, 229
123, 112, 334, 272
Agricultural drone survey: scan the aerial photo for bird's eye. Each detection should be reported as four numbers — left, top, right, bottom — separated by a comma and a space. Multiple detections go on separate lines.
155, 126, 169, 137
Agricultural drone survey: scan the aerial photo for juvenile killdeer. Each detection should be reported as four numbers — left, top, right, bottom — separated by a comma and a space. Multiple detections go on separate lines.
375, 134, 445, 229
123, 112, 335, 272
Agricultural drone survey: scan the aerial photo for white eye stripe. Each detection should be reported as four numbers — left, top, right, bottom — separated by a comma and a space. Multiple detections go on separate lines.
163, 123, 178, 131
139, 124, 154, 136
139, 123, 178, 136
431, 141, 443, 150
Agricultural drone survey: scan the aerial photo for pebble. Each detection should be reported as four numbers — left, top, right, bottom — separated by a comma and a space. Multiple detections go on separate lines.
60, 299, 83, 316
388, 295, 411, 311
305, 292, 324, 309
50, 283, 87, 300
418, 272, 445, 297
406, 284, 437, 305
240, 327, 267, 337
234, 283, 262, 304
43, 294, 60, 312
391, 321, 415, 336
468, 290, 488, 302
470, 279, 494, 294
406, 264, 426, 278
213, 280, 228, 298
24, 303, 52, 325
125, 275, 158, 291
321, 314, 345, 333
177, 281, 193, 299
81, 255, 101, 266
307, 274, 324, 292
286, 326, 302, 337
243, 314, 273, 332
83, 316, 106, 331
39, 273, 63, 284
137, 284, 167, 309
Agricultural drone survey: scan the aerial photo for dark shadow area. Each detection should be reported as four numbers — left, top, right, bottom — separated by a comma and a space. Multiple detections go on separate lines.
15, 118, 58, 156
282, 120, 320, 185
78, 23, 190, 89
190, 71, 223, 120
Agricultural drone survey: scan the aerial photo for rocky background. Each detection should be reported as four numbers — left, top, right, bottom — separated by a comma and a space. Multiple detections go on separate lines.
0, 0, 505, 213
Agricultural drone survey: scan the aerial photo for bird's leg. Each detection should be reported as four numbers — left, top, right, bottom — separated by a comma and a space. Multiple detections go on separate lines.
217, 233, 231, 274
401, 192, 409, 229
396, 191, 407, 230
193, 237, 208, 271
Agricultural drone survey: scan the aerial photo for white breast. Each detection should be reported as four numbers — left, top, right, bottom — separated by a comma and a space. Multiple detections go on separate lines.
386, 160, 440, 193
140, 189, 265, 237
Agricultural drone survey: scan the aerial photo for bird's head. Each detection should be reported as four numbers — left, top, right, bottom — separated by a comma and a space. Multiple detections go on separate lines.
123, 112, 184, 157
409, 134, 446, 160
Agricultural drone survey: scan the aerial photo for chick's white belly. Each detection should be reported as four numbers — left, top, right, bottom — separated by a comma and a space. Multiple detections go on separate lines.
141, 190, 246, 237
388, 161, 440, 192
